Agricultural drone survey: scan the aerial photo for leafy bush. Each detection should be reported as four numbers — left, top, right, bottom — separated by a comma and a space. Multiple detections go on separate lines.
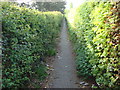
2, 2, 63, 88
66, 1, 95, 77
66, 0, 120, 88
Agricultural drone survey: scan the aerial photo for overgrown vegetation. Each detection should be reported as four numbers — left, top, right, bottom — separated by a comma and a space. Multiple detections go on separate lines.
2, 2, 63, 88
66, 0, 120, 88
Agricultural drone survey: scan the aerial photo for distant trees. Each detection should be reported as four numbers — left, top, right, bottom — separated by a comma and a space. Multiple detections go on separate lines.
4, 0, 66, 13
70, 2, 73, 9
32, 0, 66, 13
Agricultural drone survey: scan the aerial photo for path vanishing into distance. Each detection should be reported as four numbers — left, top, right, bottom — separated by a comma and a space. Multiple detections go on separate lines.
44, 19, 80, 88
43, 19, 96, 88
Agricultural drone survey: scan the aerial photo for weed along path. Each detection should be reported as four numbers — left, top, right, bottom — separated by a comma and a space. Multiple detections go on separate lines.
44, 19, 80, 88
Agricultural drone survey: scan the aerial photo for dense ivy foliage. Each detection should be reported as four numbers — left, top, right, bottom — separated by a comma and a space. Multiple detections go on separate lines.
2, 2, 63, 88
66, 1, 120, 88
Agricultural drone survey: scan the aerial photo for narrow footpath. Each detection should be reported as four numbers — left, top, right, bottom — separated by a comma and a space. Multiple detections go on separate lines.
45, 19, 80, 88
43, 19, 96, 88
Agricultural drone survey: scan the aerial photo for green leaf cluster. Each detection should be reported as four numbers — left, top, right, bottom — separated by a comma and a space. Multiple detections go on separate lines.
66, 0, 120, 88
1, 2, 63, 88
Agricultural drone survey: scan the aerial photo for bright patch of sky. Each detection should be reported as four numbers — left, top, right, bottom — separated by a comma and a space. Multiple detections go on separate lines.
66, 0, 84, 8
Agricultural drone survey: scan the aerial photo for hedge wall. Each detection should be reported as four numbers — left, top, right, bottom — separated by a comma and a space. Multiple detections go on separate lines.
2, 2, 63, 88
66, 0, 120, 88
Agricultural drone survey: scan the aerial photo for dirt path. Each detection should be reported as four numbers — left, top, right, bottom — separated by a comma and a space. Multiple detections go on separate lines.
44, 19, 80, 88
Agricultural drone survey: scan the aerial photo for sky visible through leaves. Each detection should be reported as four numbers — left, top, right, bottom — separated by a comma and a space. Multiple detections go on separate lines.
16, 0, 84, 8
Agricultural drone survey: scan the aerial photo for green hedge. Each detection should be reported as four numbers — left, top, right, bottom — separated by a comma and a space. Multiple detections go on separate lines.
2, 2, 63, 88
66, 0, 120, 88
